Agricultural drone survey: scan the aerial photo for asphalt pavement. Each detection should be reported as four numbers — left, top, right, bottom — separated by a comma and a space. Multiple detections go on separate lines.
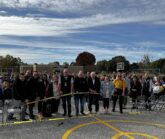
0, 100, 165, 139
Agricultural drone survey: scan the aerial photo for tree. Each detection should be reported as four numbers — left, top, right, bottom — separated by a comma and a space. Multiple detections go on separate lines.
96, 60, 108, 72
70, 62, 77, 66
130, 63, 139, 70
0, 55, 22, 68
151, 58, 165, 73
62, 62, 69, 66
109, 56, 130, 72
48, 61, 60, 66
139, 54, 151, 69
76, 52, 96, 66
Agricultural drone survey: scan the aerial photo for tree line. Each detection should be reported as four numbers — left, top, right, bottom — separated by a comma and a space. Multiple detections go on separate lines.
0, 52, 165, 73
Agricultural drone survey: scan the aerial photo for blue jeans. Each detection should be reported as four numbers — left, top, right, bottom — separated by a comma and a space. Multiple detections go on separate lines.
74, 96, 85, 115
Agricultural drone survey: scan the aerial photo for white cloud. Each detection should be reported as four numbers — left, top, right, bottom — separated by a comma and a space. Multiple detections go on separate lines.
26, 13, 45, 18
0, 0, 102, 13
0, 0, 165, 63
0, 10, 7, 15
0, 0, 165, 16
0, 0, 164, 36
0, 12, 164, 36
0, 37, 164, 64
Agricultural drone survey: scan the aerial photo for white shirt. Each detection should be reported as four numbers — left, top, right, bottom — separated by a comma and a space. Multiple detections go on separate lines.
53, 84, 60, 99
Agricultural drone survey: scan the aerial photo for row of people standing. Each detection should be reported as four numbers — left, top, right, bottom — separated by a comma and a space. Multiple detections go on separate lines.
1, 69, 164, 121
0, 70, 130, 120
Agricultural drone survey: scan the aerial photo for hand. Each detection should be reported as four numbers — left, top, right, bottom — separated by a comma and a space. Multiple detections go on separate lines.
25, 99, 29, 103
43, 96, 47, 102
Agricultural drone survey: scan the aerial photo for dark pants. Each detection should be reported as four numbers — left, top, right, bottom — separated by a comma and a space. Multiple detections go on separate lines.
74, 96, 85, 115
62, 96, 71, 116
144, 94, 151, 109
28, 102, 35, 118
38, 97, 44, 113
112, 96, 123, 113
51, 99, 60, 113
103, 98, 109, 109
88, 95, 99, 112
123, 88, 128, 106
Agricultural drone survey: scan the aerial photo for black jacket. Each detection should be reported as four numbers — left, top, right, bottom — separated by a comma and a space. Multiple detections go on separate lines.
130, 80, 142, 97
26, 77, 39, 100
47, 83, 54, 97
74, 77, 89, 94
60, 75, 72, 94
88, 77, 100, 94
3, 88, 13, 99
13, 77, 27, 101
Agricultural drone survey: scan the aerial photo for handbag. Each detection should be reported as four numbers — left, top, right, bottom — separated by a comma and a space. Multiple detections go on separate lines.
153, 86, 160, 94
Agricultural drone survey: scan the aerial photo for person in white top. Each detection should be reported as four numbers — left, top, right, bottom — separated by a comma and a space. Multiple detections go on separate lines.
47, 75, 60, 115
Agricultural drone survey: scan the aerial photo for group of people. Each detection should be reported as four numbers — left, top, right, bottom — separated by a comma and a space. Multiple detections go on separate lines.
0, 69, 165, 121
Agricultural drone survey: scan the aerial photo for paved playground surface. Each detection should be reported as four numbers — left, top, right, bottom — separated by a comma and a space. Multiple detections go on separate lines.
0, 103, 165, 139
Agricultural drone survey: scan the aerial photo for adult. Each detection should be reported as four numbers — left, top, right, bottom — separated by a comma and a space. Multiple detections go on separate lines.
100, 76, 113, 113
59, 69, 74, 117
112, 72, 126, 113
47, 74, 60, 115
88, 71, 101, 114
74, 71, 88, 116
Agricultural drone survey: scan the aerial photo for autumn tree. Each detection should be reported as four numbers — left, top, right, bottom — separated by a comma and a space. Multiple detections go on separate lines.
76, 52, 96, 66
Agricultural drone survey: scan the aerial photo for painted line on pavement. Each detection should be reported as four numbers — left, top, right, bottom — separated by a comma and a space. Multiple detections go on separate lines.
62, 119, 165, 139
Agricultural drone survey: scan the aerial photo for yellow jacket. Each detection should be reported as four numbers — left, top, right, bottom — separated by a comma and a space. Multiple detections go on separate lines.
113, 79, 126, 90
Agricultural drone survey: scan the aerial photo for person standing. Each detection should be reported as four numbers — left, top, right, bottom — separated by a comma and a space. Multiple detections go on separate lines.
142, 73, 153, 110
59, 69, 74, 117
13, 73, 28, 121
74, 71, 89, 116
47, 74, 60, 115
100, 76, 113, 113
26, 71, 39, 119
129, 75, 142, 109
122, 73, 130, 109
112, 72, 126, 113
88, 72, 101, 114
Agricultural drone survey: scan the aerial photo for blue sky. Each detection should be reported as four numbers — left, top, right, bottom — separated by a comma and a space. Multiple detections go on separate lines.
0, 0, 165, 64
